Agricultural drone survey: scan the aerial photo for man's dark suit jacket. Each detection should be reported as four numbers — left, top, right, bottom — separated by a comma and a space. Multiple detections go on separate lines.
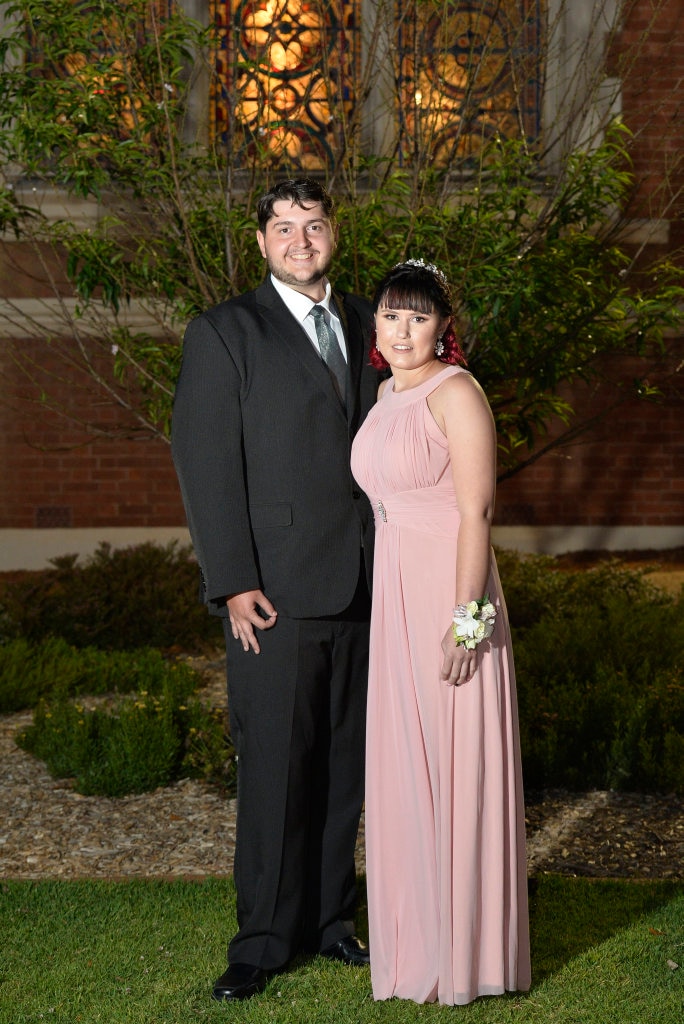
171, 276, 378, 617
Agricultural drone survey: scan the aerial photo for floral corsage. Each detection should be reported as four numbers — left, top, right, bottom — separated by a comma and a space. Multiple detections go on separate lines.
452, 595, 496, 649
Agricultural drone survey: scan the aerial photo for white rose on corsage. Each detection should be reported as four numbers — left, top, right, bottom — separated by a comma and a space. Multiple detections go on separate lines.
452, 595, 496, 649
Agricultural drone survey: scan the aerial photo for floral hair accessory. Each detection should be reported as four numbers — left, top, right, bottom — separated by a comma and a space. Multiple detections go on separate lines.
395, 257, 449, 285
452, 595, 496, 649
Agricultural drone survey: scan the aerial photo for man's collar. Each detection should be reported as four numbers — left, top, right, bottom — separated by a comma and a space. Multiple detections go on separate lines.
270, 274, 332, 321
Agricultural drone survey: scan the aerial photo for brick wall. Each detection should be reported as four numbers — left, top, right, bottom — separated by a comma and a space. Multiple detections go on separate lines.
612, 0, 684, 221
0, 340, 185, 529
496, 359, 683, 527
1, 336, 681, 532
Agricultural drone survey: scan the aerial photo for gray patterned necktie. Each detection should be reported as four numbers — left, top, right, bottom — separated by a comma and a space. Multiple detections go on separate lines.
310, 304, 347, 405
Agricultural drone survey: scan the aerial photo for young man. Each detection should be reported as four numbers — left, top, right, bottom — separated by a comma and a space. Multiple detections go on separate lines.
171, 178, 378, 1001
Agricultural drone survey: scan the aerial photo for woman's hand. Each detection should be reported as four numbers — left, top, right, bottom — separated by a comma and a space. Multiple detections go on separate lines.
440, 625, 477, 685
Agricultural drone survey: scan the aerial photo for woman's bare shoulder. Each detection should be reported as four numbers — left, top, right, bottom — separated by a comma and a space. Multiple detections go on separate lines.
428, 370, 491, 430
433, 368, 486, 404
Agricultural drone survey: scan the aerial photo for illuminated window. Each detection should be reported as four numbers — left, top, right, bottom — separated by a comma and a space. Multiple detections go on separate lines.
397, 1, 544, 166
210, 1, 543, 172
211, 0, 360, 170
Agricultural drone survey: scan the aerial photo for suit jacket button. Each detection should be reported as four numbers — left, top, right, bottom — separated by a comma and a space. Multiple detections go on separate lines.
352, 489, 361, 499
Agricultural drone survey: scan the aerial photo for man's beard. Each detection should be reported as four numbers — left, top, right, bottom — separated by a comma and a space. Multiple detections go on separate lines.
267, 254, 333, 288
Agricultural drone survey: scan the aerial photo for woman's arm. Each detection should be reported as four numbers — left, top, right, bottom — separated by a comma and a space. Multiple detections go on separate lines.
428, 372, 497, 685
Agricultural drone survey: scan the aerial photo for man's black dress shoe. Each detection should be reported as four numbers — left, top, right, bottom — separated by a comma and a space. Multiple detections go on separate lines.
211, 963, 272, 1001
320, 935, 370, 966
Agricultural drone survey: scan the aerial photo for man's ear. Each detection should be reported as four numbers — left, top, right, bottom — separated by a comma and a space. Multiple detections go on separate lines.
256, 230, 267, 258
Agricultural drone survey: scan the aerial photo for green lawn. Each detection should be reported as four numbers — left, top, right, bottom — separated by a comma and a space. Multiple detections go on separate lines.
1, 875, 682, 1023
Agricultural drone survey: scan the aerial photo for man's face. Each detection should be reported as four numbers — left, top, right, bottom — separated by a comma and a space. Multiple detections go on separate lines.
257, 199, 337, 297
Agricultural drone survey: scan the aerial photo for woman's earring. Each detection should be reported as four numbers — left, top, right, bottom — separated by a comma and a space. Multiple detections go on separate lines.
435, 336, 445, 357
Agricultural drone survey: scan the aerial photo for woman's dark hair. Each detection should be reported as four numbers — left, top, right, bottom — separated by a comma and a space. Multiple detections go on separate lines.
369, 261, 467, 369
257, 178, 336, 232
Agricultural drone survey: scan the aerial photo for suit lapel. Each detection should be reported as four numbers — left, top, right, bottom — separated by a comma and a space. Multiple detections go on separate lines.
332, 288, 364, 425
257, 279, 354, 416
256, 279, 340, 399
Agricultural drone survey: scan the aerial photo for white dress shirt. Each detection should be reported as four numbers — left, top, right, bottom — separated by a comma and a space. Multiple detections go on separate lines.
270, 275, 348, 362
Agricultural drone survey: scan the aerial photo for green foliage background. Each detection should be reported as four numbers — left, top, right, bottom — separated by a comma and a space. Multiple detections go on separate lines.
0, 0, 682, 473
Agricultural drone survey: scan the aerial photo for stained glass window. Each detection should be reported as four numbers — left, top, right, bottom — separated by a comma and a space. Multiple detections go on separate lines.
396, 1, 544, 166
210, 1, 543, 171
211, 0, 360, 170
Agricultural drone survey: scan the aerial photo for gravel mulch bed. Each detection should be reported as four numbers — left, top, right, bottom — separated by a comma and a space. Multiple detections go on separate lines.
1, 700, 682, 882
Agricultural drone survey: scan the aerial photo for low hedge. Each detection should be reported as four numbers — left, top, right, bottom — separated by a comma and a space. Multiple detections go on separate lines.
0, 540, 222, 652
0, 636, 193, 713
2, 544, 682, 796
498, 551, 684, 792
16, 664, 233, 797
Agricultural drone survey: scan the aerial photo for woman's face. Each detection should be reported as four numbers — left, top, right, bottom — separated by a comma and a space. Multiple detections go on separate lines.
375, 303, 449, 372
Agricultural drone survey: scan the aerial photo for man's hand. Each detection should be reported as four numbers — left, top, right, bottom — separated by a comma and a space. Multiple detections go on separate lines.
227, 590, 278, 654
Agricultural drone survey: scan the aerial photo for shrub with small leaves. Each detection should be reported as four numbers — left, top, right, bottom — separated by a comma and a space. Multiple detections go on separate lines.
7, 546, 683, 797
17, 665, 234, 796
0, 636, 196, 713
499, 551, 684, 793
0, 541, 222, 652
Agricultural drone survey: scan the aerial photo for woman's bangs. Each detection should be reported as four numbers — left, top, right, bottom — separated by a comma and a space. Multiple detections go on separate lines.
377, 283, 437, 316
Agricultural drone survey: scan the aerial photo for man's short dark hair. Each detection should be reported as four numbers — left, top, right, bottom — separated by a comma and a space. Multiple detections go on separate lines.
257, 178, 336, 233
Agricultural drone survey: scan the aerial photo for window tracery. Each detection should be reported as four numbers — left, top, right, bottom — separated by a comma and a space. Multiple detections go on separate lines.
210, 1, 543, 170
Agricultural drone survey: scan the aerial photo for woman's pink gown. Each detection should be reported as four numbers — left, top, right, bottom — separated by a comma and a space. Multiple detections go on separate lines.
351, 365, 531, 1005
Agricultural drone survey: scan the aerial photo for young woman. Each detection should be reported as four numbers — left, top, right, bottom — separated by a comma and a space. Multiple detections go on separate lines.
351, 261, 531, 1005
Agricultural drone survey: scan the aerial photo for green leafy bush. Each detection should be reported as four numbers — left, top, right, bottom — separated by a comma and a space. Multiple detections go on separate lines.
497, 550, 684, 793
0, 541, 222, 652
17, 665, 234, 796
0, 636, 194, 713
495, 548, 669, 629
5, 545, 683, 797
